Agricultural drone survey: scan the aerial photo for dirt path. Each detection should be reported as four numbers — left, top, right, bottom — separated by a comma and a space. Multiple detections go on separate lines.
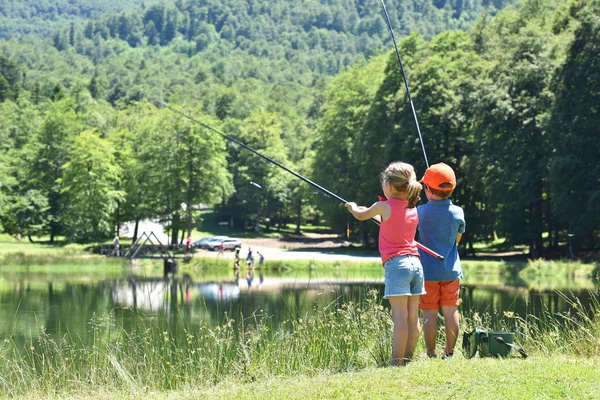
196, 235, 380, 263
120, 220, 379, 262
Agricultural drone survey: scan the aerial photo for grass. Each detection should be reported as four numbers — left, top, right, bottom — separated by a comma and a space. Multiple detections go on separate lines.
13, 358, 600, 399
169, 358, 600, 400
2, 234, 597, 281
1, 290, 599, 398
0, 234, 88, 256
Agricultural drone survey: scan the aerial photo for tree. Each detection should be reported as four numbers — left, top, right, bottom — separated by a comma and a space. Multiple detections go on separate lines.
18, 100, 82, 242
131, 104, 233, 243
312, 55, 386, 239
549, 0, 600, 250
59, 130, 124, 242
219, 111, 291, 232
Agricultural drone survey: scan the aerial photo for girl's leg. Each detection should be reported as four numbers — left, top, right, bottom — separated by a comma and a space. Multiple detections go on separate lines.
441, 305, 459, 356
404, 295, 421, 360
388, 295, 409, 366
422, 309, 438, 357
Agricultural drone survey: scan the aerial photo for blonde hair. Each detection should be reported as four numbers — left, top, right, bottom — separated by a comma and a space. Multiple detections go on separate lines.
380, 162, 422, 208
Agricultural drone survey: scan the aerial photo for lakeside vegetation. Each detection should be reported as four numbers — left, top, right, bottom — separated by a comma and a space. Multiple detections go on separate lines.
1, 233, 597, 281
1, 290, 598, 398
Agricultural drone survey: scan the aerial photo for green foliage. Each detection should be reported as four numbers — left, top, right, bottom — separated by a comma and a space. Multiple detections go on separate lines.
548, 0, 600, 238
59, 130, 125, 242
0, 0, 597, 255
314, 0, 599, 255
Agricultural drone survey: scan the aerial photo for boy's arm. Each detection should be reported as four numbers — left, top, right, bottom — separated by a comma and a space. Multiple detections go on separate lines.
456, 233, 462, 244
345, 201, 387, 221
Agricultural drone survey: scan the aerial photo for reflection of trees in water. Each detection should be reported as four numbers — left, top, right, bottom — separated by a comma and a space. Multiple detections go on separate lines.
0, 280, 113, 345
0, 273, 596, 348
461, 285, 597, 323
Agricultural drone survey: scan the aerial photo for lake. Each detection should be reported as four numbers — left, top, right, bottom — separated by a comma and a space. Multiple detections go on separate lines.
0, 264, 597, 345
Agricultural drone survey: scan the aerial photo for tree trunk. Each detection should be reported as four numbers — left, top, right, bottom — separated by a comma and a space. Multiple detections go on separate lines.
171, 213, 180, 245
115, 203, 120, 236
567, 225, 575, 260
132, 219, 139, 244
587, 230, 596, 250
254, 201, 261, 233
361, 229, 368, 248
295, 197, 302, 234
186, 142, 194, 238
27, 235, 34, 243
187, 203, 193, 238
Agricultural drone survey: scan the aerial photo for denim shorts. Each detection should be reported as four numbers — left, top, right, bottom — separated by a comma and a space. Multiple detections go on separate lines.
383, 255, 425, 298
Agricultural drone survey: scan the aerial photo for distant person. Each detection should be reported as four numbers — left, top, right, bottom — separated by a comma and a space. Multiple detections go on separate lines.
418, 162, 465, 359
185, 236, 192, 255
246, 247, 254, 267
345, 161, 424, 367
234, 260, 240, 269
257, 251, 265, 268
218, 241, 225, 257
234, 246, 241, 261
113, 236, 120, 257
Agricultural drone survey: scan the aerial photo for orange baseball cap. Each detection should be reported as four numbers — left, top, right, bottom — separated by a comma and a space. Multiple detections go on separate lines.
420, 162, 456, 191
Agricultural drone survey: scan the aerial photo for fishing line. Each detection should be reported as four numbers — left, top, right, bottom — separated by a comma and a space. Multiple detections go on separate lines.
159, 101, 443, 260
379, 0, 430, 169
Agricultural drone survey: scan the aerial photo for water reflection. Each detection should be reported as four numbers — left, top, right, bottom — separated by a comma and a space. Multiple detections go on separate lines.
0, 267, 597, 345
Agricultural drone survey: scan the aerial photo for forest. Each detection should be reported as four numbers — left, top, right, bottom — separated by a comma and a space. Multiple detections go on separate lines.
0, 0, 598, 256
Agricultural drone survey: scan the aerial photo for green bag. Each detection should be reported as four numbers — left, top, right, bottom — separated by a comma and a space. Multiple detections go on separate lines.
462, 329, 527, 359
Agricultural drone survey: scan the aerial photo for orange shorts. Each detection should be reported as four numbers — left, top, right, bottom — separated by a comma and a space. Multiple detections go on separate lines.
420, 280, 461, 310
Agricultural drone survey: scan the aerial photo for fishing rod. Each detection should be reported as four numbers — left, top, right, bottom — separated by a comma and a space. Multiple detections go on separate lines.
380, 0, 430, 169
158, 101, 444, 261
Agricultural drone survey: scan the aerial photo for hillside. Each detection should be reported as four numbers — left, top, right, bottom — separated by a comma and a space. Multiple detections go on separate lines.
0, 0, 517, 108
0, 0, 154, 39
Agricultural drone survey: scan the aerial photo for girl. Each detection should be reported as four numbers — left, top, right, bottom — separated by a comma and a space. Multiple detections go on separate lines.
345, 162, 424, 366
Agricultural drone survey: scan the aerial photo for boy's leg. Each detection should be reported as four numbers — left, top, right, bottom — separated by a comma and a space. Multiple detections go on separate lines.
422, 309, 438, 357
420, 280, 441, 357
388, 295, 409, 366
404, 295, 421, 360
441, 305, 459, 356
440, 280, 461, 356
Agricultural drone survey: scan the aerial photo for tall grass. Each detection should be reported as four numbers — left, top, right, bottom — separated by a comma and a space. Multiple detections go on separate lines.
1, 290, 599, 397
465, 291, 600, 357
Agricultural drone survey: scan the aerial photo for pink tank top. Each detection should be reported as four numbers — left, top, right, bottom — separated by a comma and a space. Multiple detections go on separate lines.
379, 198, 419, 265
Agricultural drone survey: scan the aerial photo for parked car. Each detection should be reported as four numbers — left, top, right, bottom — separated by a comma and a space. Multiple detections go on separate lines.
206, 238, 241, 251
195, 236, 229, 249
192, 237, 212, 248
221, 238, 241, 251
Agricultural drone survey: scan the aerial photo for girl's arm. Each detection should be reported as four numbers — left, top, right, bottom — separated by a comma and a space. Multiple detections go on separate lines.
345, 201, 390, 222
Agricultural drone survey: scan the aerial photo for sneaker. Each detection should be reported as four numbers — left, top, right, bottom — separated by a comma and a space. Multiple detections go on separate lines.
441, 353, 454, 360
427, 353, 438, 359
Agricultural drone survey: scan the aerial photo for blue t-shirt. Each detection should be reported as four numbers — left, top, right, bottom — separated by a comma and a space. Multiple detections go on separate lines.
417, 199, 465, 282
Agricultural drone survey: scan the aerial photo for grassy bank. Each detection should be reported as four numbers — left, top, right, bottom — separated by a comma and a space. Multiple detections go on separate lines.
1, 233, 597, 281
154, 358, 600, 400
1, 290, 598, 398
0, 235, 127, 268
14, 357, 600, 399
173, 257, 599, 283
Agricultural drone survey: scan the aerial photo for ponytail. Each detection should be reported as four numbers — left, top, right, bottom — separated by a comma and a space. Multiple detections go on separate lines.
405, 179, 422, 209
381, 162, 421, 208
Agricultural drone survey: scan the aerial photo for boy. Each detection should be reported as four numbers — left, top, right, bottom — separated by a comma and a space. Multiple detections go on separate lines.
417, 162, 465, 359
